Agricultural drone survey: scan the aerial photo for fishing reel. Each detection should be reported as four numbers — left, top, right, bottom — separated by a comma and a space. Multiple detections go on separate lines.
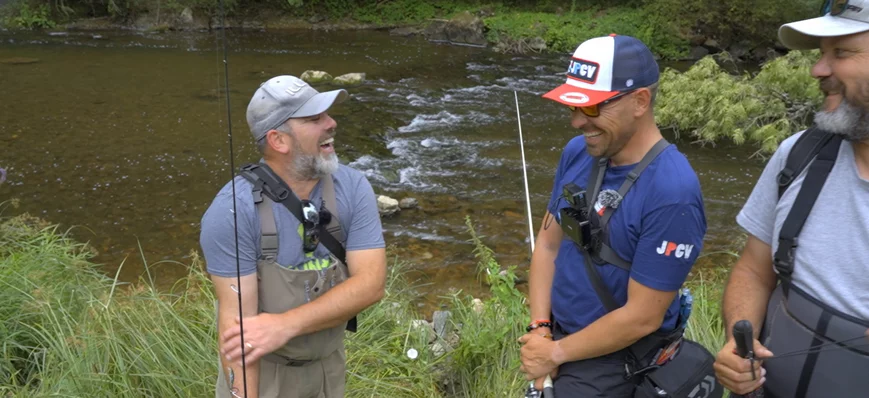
559, 183, 593, 251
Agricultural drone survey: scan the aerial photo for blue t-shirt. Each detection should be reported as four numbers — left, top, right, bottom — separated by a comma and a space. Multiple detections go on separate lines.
547, 136, 707, 334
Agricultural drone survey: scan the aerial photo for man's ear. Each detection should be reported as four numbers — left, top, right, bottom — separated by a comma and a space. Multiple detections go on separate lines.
632, 88, 652, 118
266, 130, 292, 155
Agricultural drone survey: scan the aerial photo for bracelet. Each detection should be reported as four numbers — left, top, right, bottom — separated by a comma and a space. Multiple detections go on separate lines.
526, 320, 552, 333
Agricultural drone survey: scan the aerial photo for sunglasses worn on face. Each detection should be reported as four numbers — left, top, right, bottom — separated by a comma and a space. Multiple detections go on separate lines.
568, 89, 634, 117
821, 0, 849, 16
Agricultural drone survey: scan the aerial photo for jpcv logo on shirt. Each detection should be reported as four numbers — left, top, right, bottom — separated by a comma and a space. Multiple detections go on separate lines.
656, 240, 694, 259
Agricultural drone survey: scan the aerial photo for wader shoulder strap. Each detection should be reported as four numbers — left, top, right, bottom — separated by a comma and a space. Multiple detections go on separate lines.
777, 127, 834, 200
256, 196, 279, 262
773, 133, 842, 286
319, 174, 345, 244
586, 139, 671, 271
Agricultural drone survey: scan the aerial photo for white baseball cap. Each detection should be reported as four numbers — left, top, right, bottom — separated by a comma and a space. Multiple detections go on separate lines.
779, 0, 869, 50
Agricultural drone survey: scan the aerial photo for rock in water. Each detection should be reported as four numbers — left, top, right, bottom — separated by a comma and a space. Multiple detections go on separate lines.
399, 197, 418, 209
300, 70, 333, 84
332, 73, 365, 86
377, 195, 400, 216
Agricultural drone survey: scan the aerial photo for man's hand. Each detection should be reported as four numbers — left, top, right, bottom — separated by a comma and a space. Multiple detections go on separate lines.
518, 332, 559, 381
221, 312, 297, 366
713, 337, 773, 395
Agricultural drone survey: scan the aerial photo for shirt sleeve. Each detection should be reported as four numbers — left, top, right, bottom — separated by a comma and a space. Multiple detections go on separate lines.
630, 202, 707, 292
547, 147, 570, 218
735, 137, 793, 246
199, 190, 259, 278
344, 175, 386, 252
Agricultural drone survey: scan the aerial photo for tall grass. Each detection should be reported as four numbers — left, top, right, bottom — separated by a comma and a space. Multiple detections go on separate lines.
0, 212, 730, 397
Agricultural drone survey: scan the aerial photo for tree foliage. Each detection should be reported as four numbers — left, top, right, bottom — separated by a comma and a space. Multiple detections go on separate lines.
656, 50, 823, 156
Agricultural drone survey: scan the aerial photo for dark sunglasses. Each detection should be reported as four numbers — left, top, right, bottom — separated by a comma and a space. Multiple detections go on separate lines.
567, 90, 635, 117
301, 200, 321, 253
821, 0, 849, 15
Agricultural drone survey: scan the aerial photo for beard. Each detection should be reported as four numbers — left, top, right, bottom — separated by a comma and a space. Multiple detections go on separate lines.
814, 79, 869, 142
290, 132, 339, 180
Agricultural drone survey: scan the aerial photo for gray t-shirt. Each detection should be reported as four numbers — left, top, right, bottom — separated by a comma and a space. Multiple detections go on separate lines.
200, 164, 386, 277
737, 130, 869, 320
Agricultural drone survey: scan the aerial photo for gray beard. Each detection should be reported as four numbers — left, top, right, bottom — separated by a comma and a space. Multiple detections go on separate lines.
293, 151, 339, 180
814, 97, 869, 142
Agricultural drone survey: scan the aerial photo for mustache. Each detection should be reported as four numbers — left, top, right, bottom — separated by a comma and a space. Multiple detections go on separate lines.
820, 77, 843, 94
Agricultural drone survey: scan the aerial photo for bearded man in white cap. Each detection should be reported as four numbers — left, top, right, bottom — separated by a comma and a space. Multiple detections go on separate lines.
200, 75, 387, 397
714, 1, 869, 397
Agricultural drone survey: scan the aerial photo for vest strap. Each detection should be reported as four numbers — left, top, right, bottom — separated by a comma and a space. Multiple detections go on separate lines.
256, 196, 279, 262
774, 133, 842, 285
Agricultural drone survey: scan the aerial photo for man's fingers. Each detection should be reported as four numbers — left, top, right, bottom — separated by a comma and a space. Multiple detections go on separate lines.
221, 326, 241, 345
518, 334, 530, 344
714, 361, 765, 385
754, 339, 774, 358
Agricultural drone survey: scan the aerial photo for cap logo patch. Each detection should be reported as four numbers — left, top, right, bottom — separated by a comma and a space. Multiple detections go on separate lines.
560, 92, 590, 104
285, 80, 308, 95
567, 58, 600, 84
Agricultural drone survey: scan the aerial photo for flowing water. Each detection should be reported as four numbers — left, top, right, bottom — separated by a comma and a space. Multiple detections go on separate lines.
0, 28, 765, 307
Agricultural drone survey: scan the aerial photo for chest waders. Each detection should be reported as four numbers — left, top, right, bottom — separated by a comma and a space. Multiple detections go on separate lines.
759, 127, 869, 398
561, 139, 723, 398
216, 163, 355, 398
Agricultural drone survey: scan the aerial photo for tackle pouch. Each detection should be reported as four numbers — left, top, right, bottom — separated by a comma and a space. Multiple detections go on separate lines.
634, 339, 723, 398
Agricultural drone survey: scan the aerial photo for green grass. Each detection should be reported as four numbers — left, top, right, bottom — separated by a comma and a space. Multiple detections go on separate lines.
0, 210, 731, 397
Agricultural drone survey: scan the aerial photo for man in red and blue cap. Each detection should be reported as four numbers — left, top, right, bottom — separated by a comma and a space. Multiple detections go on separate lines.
519, 34, 710, 396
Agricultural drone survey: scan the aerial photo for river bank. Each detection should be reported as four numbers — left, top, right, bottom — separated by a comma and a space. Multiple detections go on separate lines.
0, 212, 728, 397
1, 0, 817, 62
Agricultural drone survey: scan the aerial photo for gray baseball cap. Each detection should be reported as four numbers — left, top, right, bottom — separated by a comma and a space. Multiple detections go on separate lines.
246, 75, 349, 141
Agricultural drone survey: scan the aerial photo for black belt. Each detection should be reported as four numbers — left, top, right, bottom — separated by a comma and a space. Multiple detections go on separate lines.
263, 353, 314, 367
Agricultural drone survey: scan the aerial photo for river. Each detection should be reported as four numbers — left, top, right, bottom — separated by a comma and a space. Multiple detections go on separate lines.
0, 27, 766, 307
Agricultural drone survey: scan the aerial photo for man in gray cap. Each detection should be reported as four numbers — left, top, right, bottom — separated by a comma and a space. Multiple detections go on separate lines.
714, 1, 869, 397
200, 75, 387, 397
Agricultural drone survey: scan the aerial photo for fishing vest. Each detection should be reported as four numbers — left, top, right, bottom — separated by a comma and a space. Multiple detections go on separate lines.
759, 127, 869, 398
560, 139, 723, 398
239, 163, 354, 366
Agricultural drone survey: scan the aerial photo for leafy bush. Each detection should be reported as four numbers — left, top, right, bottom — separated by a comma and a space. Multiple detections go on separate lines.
656, 50, 823, 156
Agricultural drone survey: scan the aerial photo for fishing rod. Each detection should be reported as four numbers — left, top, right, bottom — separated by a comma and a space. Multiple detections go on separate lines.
214, 0, 248, 396
515, 91, 555, 398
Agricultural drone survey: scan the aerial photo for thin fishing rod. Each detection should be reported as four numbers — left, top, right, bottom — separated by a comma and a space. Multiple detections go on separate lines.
515, 91, 535, 254
515, 90, 554, 396
216, 0, 248, 396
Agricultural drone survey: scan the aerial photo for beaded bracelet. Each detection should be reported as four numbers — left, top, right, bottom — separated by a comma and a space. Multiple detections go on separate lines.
525, 320, 552, 333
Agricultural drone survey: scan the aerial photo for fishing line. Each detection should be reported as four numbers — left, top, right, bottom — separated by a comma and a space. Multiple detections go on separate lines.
761, 335, 868, 361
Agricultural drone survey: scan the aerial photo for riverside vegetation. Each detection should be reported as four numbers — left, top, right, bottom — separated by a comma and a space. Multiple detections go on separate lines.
0, 201, 731, 397
2, 0, 818, 60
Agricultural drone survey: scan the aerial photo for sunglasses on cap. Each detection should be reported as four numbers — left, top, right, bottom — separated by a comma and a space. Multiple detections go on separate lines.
820, 0, 849, 16
567, 89, 635, 117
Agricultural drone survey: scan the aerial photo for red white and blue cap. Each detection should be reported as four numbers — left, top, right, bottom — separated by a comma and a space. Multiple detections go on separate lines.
543, 34, 659, 107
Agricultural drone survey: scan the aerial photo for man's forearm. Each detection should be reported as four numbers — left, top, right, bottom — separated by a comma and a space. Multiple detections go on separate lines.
722, 265, 776, 340
529, 248, 557, 321
220, 358, 259, 398
282, 271, 384, 337
551, 305, 657, 365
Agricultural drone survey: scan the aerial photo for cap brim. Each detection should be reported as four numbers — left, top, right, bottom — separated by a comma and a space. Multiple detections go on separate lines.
542, 84, 618, 107
292, 89, 349, 118
779, 15, 869, 50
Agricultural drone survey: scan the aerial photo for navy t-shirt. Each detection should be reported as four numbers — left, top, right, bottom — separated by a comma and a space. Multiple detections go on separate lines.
546, 136, 707, 334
